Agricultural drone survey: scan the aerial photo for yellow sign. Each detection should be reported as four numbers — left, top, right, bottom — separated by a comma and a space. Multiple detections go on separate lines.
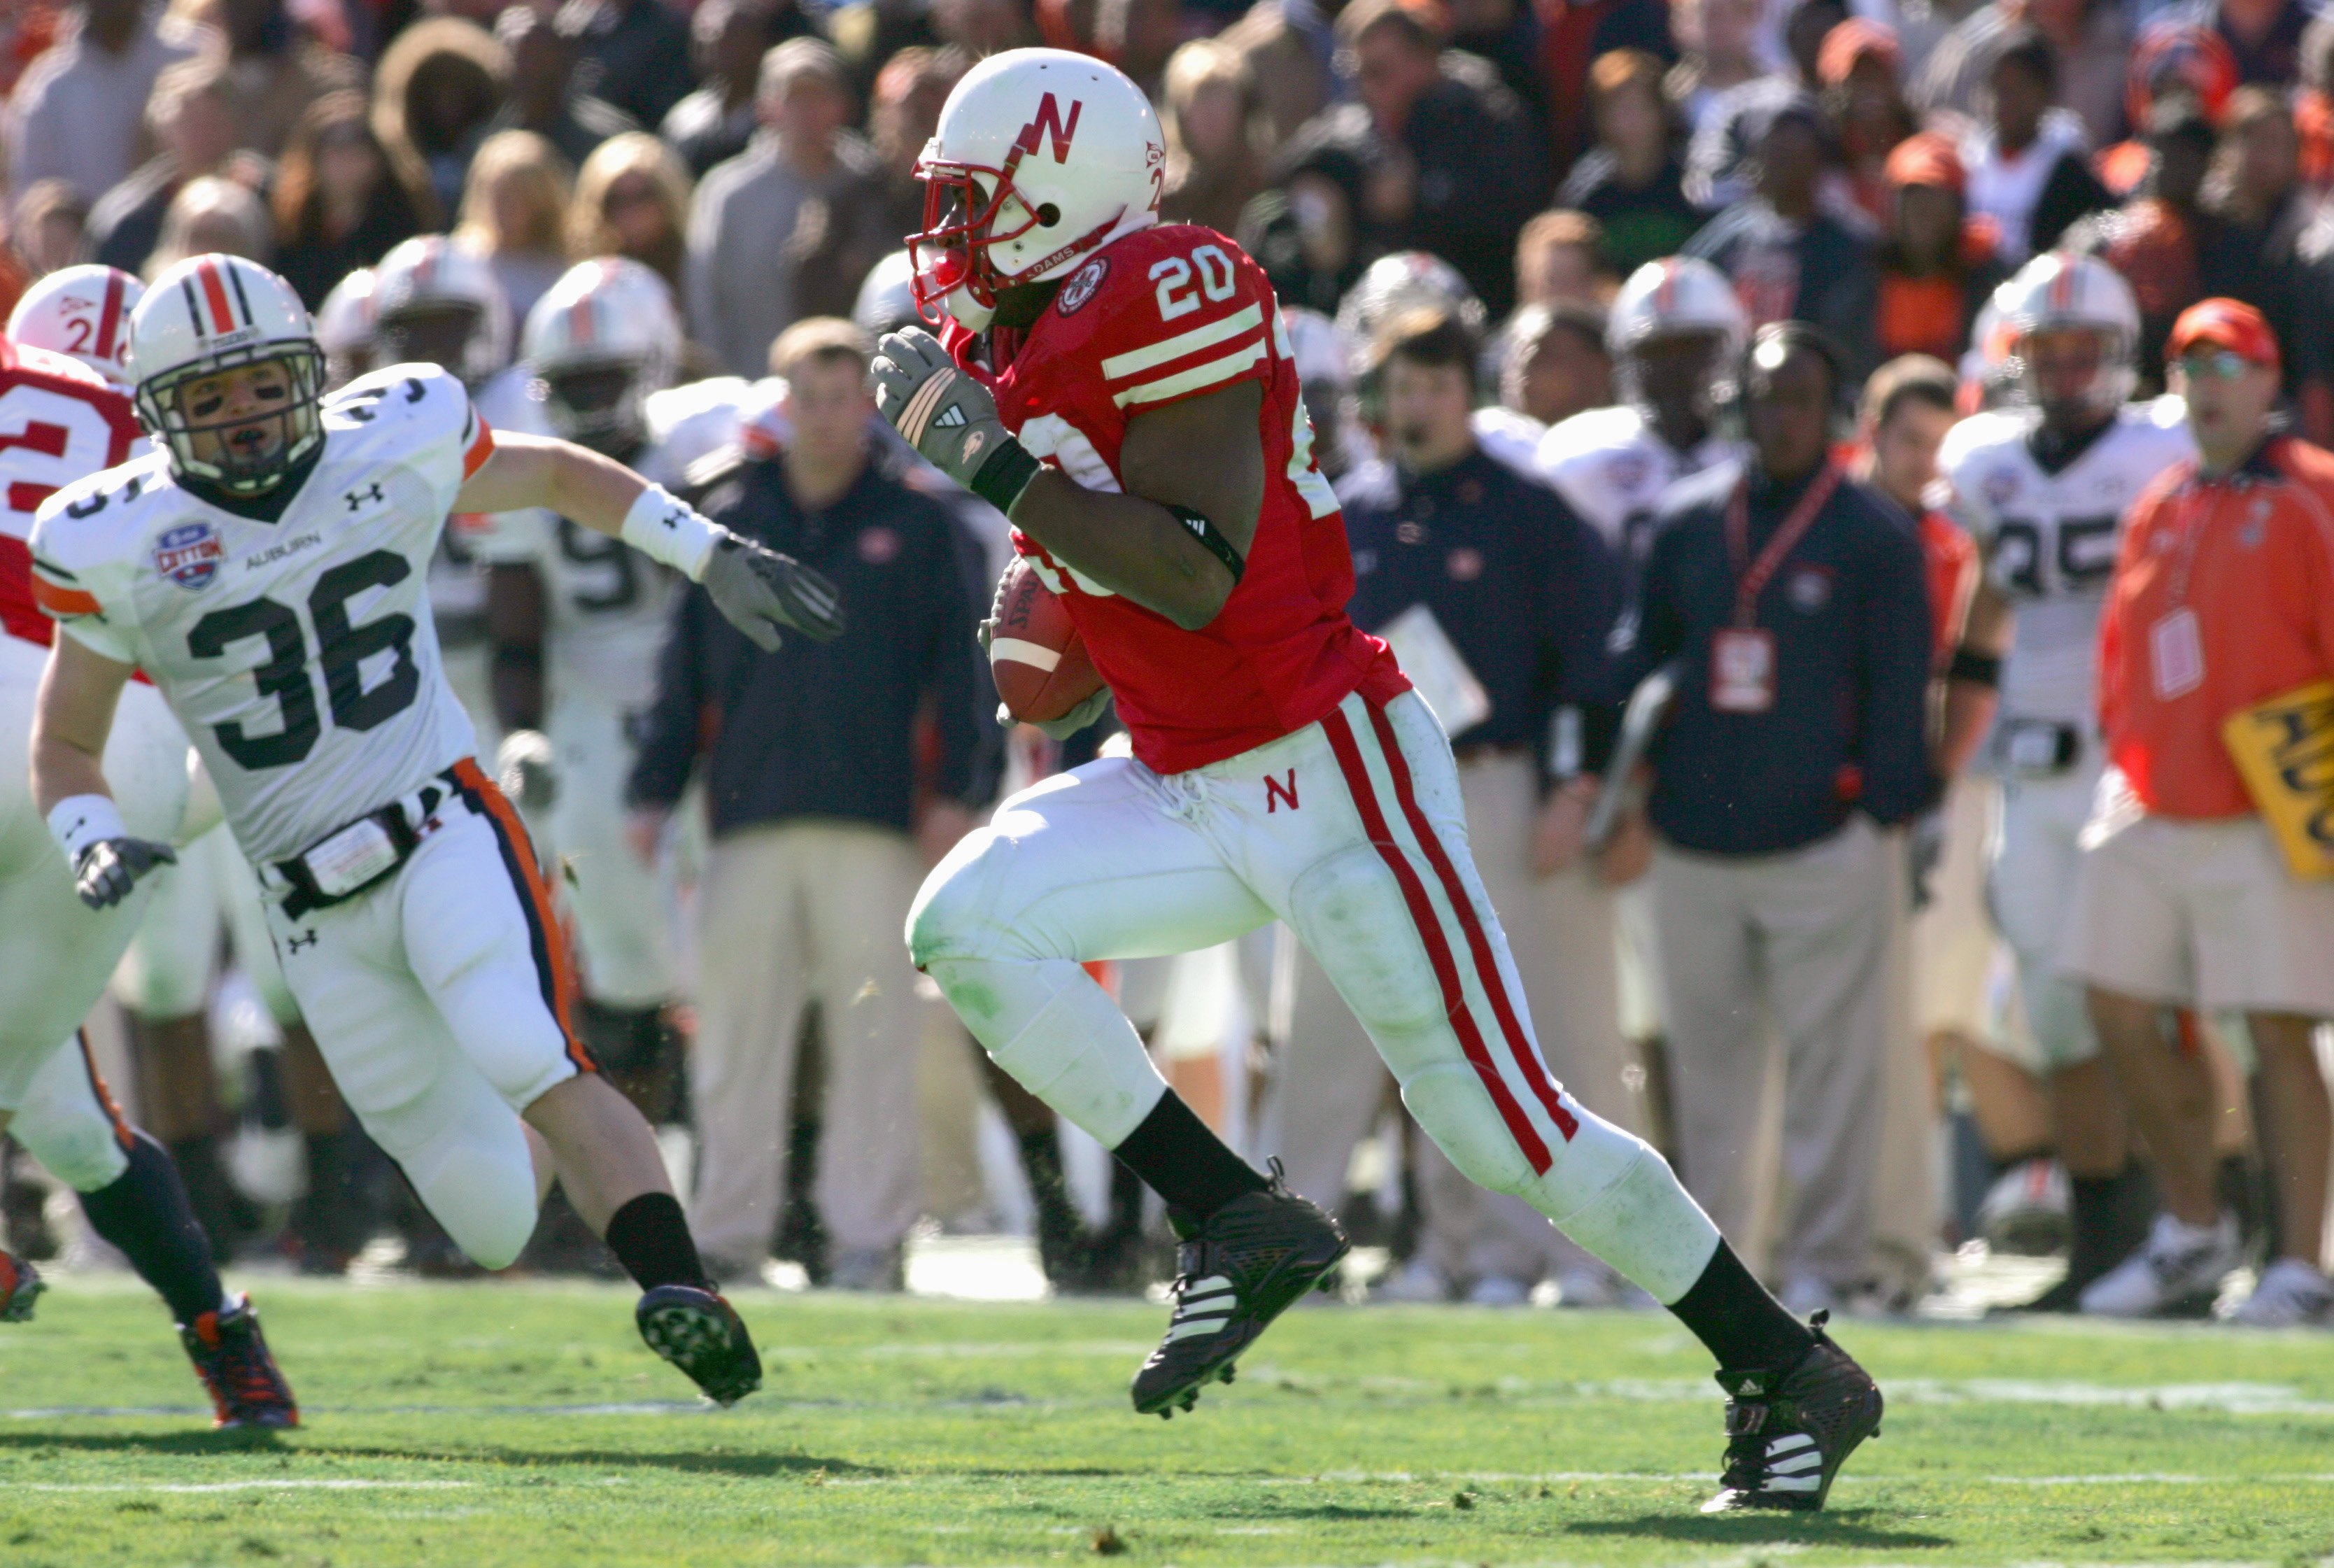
2223, 680, 2334, 880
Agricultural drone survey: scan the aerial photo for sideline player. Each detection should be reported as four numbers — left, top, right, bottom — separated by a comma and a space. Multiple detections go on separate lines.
479, 258, 711, 1119
875, 50, 1882, 1511
0, 263, 299, 1425
1935, 252, 2193, 1310
27, 254, 842, 1403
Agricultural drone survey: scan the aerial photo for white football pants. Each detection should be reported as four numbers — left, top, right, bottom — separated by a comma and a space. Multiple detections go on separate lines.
259, 761, 586, 1269
1992, 760, 2102, 1071
0, 633, 187, 1189
910, 688, 1723, 1302
541, 694, 674, 1010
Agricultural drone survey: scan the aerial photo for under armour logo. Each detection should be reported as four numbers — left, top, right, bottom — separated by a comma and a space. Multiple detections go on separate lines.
344, 483, 384, 512
285, 929, 318, 952
933, 404, 968, 428
660, 509, 689, 532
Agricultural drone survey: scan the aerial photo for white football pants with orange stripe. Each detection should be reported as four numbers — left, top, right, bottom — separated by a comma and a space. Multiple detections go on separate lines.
911, 688, 1725, 1302
0, 632, 191, 1191
257, 760, 589, 1269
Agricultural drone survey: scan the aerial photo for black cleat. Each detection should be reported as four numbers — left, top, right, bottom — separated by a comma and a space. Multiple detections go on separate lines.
1130, 1164, 1347, 1418
1702, 1313, 1881, 1513
180, 1294, 299, 1429
0, 1251, 41, 1322
638, 1284, 762, 1406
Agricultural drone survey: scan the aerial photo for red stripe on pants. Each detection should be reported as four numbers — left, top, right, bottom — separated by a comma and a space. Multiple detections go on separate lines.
1362, 698, 1580, 1141
1321, 705, 1552, 1174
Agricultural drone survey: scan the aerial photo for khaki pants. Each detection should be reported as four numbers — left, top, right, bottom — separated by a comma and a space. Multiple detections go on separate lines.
1261, 752, 1641, 1284
1651, 817, 1900, 1289
690, 820, 925, 1265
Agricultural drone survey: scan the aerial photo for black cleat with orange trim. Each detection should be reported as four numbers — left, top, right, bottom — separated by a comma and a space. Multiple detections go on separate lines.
0, 1251, 43, 1322
180, 1294, 299, 1429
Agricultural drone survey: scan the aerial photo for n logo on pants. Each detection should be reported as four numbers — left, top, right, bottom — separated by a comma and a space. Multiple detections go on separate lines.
1266, 770, 1299, 814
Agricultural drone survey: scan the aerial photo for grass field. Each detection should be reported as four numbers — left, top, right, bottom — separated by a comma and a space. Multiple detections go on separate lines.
1, 1271, 2330, 1567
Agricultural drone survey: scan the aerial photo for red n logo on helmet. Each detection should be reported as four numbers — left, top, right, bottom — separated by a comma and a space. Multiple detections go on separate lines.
1015, 93, 1083, 163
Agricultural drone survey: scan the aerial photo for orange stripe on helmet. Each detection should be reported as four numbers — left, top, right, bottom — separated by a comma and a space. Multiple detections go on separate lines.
197, 259, 236, 335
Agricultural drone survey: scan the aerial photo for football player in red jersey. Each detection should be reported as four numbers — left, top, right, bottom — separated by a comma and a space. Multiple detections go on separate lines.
875, 49, 1883, 1511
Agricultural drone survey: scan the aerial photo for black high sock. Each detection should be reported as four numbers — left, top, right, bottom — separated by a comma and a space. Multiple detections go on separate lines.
603, 1192, 709, 1292
1668, 1240, 1818, 1374
1110, 1091, 1267, 1222
2064, 1161, 2157, 1292
1019, 1130, 1082, 1257
78, 1132, 227, 1326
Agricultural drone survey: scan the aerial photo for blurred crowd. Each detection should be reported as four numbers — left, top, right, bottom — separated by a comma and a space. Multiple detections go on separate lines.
5, 0, 2333, 1324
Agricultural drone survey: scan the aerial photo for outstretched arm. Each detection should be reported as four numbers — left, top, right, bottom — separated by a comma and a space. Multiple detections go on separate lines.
455, 432, 843, 651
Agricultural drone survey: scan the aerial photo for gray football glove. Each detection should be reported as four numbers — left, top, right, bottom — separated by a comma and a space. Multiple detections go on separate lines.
703, 534, 844, 652
72, 837, 175, 910
1003, 687, 1113, 742
496, 728, 558, 814
870, 328, 1040, 511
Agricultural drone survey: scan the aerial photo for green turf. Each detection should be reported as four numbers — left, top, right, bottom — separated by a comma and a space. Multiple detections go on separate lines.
1, 1273, 2329, 1566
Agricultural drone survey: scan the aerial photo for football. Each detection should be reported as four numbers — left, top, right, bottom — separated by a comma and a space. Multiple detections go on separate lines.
989, 557, 1103, 723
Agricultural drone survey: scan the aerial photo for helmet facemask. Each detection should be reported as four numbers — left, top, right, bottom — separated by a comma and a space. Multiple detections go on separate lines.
540, 358, 650, 456
907, 150, 1118, 330
1620, 327, 1735, 442
2012, 323, 2134, 430
139, 341, 327, 497
376, 301, 490, 388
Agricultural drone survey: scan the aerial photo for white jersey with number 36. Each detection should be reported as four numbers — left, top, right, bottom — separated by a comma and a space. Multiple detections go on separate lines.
29, 362, 495, 862
1936, 395, 2193, 726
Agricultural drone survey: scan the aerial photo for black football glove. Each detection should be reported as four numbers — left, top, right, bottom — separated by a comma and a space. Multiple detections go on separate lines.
703, 535, 844, 652
72, 837, 176, 910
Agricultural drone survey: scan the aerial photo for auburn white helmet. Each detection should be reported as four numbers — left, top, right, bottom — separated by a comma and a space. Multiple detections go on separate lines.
521, 257, 681, 455
371, 234, 511, 387
6, 265, 143, 388
129, 253, 325, 496
1282, 306, 1354, 389
910, 48, 1165, 328
1334, 252, 1485, 371
1608, 257, 1746, 358
315, 266, 378, 386
1995, 251, 2140, 416
853, 250, 920, 337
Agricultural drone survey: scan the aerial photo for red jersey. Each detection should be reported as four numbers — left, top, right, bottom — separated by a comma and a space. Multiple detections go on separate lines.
1917, 508, 1979, 662
0, 339, 145, 649
947, 223, 1404, 773
2098, 435, 2334, 819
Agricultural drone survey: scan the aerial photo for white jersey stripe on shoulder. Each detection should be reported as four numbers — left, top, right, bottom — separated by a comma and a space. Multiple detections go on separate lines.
1101, 304, 1264, 380
1113, 341, 1266, 409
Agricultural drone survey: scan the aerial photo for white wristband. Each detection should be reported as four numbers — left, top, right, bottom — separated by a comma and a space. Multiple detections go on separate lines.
48, 793, 127, 866
619, 483, 726, 582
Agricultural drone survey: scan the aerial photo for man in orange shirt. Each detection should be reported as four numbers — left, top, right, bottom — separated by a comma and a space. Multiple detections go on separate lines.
2063, 298, 2334, 1326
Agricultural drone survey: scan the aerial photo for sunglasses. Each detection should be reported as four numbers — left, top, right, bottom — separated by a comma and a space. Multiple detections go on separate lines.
2175, 348, 2256, 382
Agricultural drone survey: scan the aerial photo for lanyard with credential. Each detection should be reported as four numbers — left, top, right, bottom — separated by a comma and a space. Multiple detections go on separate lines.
1709, 464, 1841, 714
1724, 464, 1843, 627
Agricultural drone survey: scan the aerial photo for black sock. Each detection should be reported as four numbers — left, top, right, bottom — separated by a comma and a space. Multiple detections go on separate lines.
603, 1192, 709, 1292
1668, 1240, 1818, 1373
78, 1132, 227, 1325
2064, 1161, 2156, 1292
1109, 1091, 1266, 1222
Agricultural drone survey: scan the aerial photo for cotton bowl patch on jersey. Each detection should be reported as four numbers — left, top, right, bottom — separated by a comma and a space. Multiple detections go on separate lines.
1056, 257, 1110, 316
153, 522, 222, 590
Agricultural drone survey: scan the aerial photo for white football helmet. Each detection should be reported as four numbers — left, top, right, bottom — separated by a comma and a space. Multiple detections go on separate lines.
1334, 252, 1485, 372
371, 234, 511, 388
314, 266, 378, 387
6, 265, 143, 388
1995, 250, 2141, 418
129, 254, 325, 496
909, 47, 1165, 329
1282, 306, 1355, 390
853, 250, 921, 337
1606, 255, 1747, 421
521, 258, 681, 455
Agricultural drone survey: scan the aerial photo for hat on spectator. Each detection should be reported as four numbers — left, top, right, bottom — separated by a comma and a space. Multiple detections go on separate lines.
2167, 297, 2279, 369
1884, 131, 1963, 197
1816, 17, 1900, 87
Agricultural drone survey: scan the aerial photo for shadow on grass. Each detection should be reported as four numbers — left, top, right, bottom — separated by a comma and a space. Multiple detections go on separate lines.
1567, 1509, 1955, 1551
0, 1430, 882, 1480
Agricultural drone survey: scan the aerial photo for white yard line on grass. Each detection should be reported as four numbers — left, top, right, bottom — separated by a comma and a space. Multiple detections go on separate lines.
22, 1481, 476, 1494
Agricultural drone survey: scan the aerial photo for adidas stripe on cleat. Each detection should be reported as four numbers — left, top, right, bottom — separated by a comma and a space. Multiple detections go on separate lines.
1130, 1162, 1348, 1418
1702, 1312, 1883, 1513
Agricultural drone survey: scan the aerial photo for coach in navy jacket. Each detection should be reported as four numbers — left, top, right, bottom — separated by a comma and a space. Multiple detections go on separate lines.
1613, 323, 1935, 1309
623, 320, 993, 1286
